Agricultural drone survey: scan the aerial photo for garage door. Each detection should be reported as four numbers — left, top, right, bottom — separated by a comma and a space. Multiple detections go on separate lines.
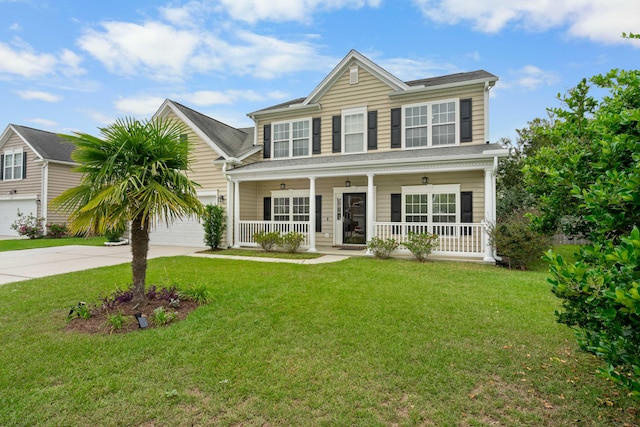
149, 196, 217, 247
0, 198, 38, 236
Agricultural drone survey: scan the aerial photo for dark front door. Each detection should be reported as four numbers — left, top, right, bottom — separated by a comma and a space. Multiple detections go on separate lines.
343, 193, 366, 245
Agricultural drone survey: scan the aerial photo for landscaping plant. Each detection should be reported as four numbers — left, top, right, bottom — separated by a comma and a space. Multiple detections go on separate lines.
253, 230, 281, 252
280, 231, 305, 253
11, 210, 44, 239
203, 204, 226, 250
367, 236, 399, 259
403, 231, 439, 262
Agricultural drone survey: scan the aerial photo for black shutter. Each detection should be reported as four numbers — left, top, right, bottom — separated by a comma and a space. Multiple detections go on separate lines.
332, 115, 341, 153
461, 191, 473, 235
0, 154, 4, 180
312, 118, 321, 154
390, 108, 401, 148
391, 194, 402, 222
22, 153, 26, 179
263, 124, 271, 158
263, 197, 271, 221
460, 98, 472, 143
315, 195, 322, 233
367, 110, 377, 150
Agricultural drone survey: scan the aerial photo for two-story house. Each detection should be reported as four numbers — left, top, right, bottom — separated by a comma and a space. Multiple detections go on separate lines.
0, 124, 79, 236
151, 50, 507, 262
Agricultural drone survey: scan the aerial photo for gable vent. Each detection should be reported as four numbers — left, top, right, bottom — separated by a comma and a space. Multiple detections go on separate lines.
350, 66, 359, 85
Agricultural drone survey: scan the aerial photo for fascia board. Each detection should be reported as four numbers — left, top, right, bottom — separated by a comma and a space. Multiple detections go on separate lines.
389, 77, 499, 99
248, 103, 321, 120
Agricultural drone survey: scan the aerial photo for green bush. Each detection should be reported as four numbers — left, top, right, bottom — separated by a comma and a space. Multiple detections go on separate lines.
11, 210, 44, 239
203, 204, 226, 250
367, 237, 399, 259
103, 224, 126, 242
253, 231, 281, 252
487, 210, 551, 270
281, 231, 305, 253
404, 231, 439, 262
46, 223, 68, 238
546, 228, 640, 397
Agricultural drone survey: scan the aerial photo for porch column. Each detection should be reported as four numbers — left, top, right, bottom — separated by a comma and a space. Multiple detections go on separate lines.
226, 178, 233, 248
308, 176, 317, 252
483, 166, 496, 263
233, 180, 241, 248
367, 172, 375, 244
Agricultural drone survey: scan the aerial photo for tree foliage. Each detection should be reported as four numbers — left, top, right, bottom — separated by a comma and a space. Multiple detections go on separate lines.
203, 204, 226, 250
525, 69, 640, 396
52, 117, 203, 302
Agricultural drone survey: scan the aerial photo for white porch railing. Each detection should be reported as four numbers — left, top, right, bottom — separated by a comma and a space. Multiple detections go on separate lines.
375, 222, 485, 256
238, 221, 310, 247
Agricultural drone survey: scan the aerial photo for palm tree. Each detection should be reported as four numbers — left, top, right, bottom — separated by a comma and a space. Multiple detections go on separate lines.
52, 117, 203, 303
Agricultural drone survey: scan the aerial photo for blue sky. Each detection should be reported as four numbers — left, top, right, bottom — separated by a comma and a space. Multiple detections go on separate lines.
1, 0, 638, 142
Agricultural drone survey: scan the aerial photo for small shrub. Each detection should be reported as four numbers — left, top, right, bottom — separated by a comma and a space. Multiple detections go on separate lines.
404, 231, 439, 262
46, 223, 68, 238
180, 283, 212, 304
101, 288, 134, 309
68, 302, 92, 321
104, 224, 126, 242
281, 231, 305, 253
158, 285, 180, 302
253, 230, 281, 252
203, 204, 226, 250
106, 312, 127, 332
487, 210, 551, 270
152, 306, 176, 326
11, 210, 44, 239
367, 237, 399, 259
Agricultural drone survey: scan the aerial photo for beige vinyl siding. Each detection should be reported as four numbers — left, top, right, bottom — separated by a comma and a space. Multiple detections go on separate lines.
46, 162, 80, 225
255, 69, 489, 163
0, 134, 43, 216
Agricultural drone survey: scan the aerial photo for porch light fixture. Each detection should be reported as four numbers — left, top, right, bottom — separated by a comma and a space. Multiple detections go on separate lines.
345, 179, 351, 187
219, 195, 225, 202
422, 176, 429, 184
280, 183, 286, 190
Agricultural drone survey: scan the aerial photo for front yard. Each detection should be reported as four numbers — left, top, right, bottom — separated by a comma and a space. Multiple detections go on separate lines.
0, 254, 637, 426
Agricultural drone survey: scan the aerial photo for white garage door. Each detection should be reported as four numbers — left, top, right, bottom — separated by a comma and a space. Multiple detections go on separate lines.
0, 198, 38, 236
149, 196, 217, 247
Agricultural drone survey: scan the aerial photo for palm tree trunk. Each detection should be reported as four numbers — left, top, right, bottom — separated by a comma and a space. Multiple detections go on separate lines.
131, 216, 149, 303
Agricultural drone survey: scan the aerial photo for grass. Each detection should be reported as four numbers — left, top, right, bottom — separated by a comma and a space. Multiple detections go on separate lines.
0, 251, 638, 426
201, 247, 323, 259
0, 235, 105, 252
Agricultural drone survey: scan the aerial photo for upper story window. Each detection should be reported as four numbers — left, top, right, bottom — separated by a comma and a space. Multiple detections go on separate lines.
272, 118, 311, 159
403, 99, 458, 148
342, 107, 367, 154
2, 150, 23, 181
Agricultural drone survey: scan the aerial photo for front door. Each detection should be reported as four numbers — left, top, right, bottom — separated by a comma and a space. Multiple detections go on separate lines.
342, 193, 366, 245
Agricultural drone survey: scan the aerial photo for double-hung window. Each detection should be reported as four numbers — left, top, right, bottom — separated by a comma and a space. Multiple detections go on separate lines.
272, 119, 311, 159
272, 190, 310, 222
342, 107, 366, 154
2, 150, 23, 181
402, 185, 460, 235
403, 99, 458, 148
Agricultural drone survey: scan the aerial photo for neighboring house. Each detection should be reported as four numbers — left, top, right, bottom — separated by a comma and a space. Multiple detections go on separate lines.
151, 50, 508, 262
0, 124, 78, 236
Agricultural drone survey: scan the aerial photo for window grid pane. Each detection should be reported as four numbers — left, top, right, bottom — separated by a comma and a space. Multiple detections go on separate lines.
344, 112, 364, 153
273, 123, 290, 158
292, 121, 309, 157
292, 196, 310, 221
405, 106, 428, 147
273, 197, 290, 221
405, 193, 428, 223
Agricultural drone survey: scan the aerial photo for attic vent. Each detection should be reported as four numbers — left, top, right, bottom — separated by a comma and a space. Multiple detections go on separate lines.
350, 66, 359, 85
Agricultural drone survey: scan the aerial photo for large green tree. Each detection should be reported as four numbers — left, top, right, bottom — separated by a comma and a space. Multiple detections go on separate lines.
53, 117, 203, 302
524, 69, 640, 396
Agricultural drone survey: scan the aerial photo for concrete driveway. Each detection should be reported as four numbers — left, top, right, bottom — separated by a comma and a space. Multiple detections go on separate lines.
0, 244, 200, 285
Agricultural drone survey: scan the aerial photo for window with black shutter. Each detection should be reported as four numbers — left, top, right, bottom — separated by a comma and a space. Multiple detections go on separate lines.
332, 115, 341, 153
312, 118, 321, 154
367, 110, 377, 150
390, 108, 401, 148
461, 191, 473, 235
460, 98, 472, 143
263, 124, 271, 159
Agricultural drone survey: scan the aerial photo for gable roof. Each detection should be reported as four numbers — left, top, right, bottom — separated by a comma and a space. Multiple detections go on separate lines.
0, 124, 75, 163
249, 50, 498, 117
155, 100, 256, 160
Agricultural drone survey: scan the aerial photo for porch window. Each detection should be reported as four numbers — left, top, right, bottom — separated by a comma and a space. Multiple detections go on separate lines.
402, 184, 460, 225
2, 150, 23, 181
272, 191, 310, 222
273, 197, 290, 221
342, 107, 366, 154
402, 99, 458, 148
272, 118, 311, 159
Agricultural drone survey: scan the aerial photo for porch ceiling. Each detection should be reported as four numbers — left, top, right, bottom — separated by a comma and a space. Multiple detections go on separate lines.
227, 143, 507, 180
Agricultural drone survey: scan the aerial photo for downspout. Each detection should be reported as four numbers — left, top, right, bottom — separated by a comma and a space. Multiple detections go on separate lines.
41, 161, 49, 235
222, 161, 233, 249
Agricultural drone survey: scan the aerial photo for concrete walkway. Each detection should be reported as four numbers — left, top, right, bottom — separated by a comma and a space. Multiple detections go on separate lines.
0, 244, 349, 285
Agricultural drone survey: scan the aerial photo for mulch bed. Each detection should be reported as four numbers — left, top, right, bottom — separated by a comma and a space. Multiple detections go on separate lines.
65, 298, 200, 335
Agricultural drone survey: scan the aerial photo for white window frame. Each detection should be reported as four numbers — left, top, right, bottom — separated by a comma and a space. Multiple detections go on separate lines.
3, 149, 23, 181
341, 106, 367, 154
271, 190, 310, 222
402, 98, 459, 149
401, 184, 461, 226
271, 118, 312, 159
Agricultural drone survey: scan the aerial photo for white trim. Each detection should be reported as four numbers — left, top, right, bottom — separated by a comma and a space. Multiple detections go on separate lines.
402, 98, 460, 149
401, 184, 461, 225
2, 148, 24, 181
271, 117, 312, 159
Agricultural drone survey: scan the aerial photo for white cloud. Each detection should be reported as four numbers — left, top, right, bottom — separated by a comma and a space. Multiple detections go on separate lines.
9, 23, 21, 31
16, 90, 61, 102
216, 0, 382, 24
114, 95, 166, 116
177, 89, 267, 106
26, 118, 57, 127
58, 49, 86, 77
377, 56, 459, 81
502, 65, 559, 92
412, 0, 640, 45
77, 21, 200, 81
0, 39, 85, 79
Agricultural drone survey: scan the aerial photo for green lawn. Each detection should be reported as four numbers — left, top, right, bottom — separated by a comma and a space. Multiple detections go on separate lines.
0, 235, 105, 251
0, 254, 637, 426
